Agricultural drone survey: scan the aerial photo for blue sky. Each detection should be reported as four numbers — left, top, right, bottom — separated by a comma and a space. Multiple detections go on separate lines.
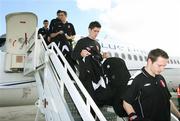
0, 0, 102, 36
1, 0, 180, 56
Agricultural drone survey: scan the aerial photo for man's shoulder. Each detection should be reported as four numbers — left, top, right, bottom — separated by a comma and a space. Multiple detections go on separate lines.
78, 37, 88, 41
75, 37, 89, 45
94, 40, 100, 45
131, 70, 143, 80
50, 18, 59, 24
39, 27, 44, 30
38, 27, 44, 32
66, 22, 74, 26
127, 70, 143, 85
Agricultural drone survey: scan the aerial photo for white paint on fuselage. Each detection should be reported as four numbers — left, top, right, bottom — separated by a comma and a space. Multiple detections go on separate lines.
0, 36, 180, 106
0, 50, 38, 106
99, 39, 180, 91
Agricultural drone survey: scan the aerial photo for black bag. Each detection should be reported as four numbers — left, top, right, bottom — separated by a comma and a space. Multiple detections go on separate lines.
94, 83, 115, 107
103, 57, 131, 117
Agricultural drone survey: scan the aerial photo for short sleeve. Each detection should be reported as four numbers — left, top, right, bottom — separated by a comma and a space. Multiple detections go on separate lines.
49, 19, 56, 34
70, 23, 76, 36
122, 78, 141, 104
38, 28, 42, 35
71, 39, 84, 60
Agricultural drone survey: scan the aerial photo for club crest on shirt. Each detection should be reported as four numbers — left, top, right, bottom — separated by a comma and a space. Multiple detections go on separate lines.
160, 80, 166, 87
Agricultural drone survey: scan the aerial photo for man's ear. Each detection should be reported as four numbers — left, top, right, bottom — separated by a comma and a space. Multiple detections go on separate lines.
88, 28, 92, 33
147, 58, 153, 64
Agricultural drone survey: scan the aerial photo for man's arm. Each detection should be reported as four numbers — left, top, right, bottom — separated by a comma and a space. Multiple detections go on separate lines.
170, 99, 180, 119
123, 100, 136, 115
50, 31, 61, 38
123, 100, 141, 121
47, 36, 51, 42
72, 40, 92, 61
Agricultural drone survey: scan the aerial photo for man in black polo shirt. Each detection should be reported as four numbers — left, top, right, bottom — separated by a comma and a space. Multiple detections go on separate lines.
49, 10, 76, 71
122, 48, 180, 121
59, 10, 76, 47
49, 10, 76, 49
72, 21, 110, 106
38, 19, 50, 45
49, 10, 62, 44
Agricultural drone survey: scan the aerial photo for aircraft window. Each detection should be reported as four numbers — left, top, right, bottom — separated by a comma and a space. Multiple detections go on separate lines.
108, 44, 116, 49
114, 52, 119, 57
177, 60, 180, 64
144, 56, 147, 61
174, 60, 177, 64
133, 55, 138, 61
170, 59, 173, 64
176, 60, 179, 64
121, 53, 126, 60
139, 55, 143, 61
128, 54, 132, 60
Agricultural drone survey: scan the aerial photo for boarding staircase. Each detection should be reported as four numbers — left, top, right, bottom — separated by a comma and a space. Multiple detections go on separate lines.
23, 30, 117, 121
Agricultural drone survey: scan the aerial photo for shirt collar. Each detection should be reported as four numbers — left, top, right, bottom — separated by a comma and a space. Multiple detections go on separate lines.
141, 67, 156, 80
43, 27, 48, 30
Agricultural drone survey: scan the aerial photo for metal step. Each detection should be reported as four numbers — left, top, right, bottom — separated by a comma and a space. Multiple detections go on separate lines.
64, 86, 117, 121
66, 103, 108, 116
72, 111, 117, 121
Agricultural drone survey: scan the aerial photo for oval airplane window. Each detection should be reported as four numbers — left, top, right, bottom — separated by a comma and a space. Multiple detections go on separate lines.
114, 52, 119, 57
121, 53, 126, 60
170, 59, 173, 64
139, 55, 143, 61
128, 54, 132, 60
133, 55, 138, 61
177, 60, 180, 64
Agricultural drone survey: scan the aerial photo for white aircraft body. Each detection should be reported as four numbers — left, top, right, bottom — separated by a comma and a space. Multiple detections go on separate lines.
0, 12, 179, 121
0, 12, 38, 106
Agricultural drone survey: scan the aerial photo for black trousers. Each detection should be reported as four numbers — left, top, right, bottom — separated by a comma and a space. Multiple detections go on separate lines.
54, 39, 76, 72
80, 57, 131, 117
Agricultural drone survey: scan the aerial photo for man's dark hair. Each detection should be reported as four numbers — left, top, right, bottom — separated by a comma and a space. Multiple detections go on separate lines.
148, 48, 169, 62
57, 10, 62, 15
43, 19, 48, 23
60, 10, 67, 16
88, 21, 101, 29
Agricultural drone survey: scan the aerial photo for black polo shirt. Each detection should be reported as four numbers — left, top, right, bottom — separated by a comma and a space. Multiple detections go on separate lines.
62, 22, 76, 37
49, 18, 63, 42
72, 37, 101, 81
49, 18, 61, 34
49, 18, 76, 43
38, 27, 49, 44
122, 67, 171, 121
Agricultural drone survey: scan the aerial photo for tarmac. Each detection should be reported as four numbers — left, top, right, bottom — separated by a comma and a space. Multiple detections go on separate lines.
0, 92, 178, 121
0, 105, 45, 121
